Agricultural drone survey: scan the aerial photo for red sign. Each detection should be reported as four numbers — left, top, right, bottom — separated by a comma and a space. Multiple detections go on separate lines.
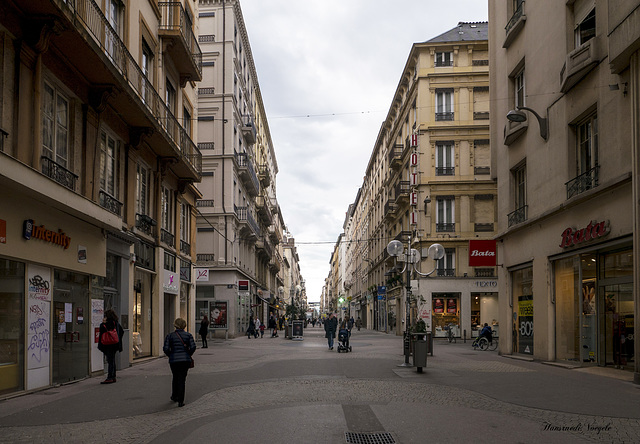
0, 219, 5, 244
560, 220, 609, 248
411, 134, 418, 147
433, 298, 444, 313
469, 240, 497, 267
238, 280, 249, 291
447, 299, 457, 314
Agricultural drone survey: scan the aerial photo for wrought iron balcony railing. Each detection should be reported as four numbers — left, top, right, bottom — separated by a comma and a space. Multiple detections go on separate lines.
437, 268, 456, 277
161, 229, 175, 248
135, 213, 157, 236
565, 166, 599, 199
180, 240, 191, 256
158, 2, 203, 78
506, 1, 525, 34
99, 190, 123, 216
41, 156, 78, 191
507, 205, 528, 227
436, 167, 455, 176
436, 112, 454, 121
436, 223, 455, 232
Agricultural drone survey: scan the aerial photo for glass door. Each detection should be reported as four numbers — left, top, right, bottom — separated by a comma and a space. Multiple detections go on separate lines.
602, 283, 634, 369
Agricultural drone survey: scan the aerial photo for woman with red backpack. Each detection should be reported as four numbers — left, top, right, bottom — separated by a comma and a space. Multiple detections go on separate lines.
97, 309, 124, 384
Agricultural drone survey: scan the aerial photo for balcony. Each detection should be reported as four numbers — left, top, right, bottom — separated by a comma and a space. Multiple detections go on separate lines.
267, 225, 279, 244
135, 213, 157, 237
437, 268, 456, 277
508, 205, 528, 227
383, 200, 398, 219
235, 152, 260, 196
161, 229, 175, 248
258, 164, 271, 187
41, 156, 78, 192
566, 166, 599, 199
180, 239, 191, 256
13, 0, 202, 182
560, 37, 600, 93
158, 2, 203, 82
269, 251, 282, 272
256, 236, 273, 260
99, 190, 123, 217
436, 112, 454, 122
394, 181, 410, 204
235, 205, 259, 240
241, 115, 257, 144
436, 167, 455, 176
504, 1, 526, 48
256, 195, 274, 225
436, 223, 455, 233
388, 144, 403, 170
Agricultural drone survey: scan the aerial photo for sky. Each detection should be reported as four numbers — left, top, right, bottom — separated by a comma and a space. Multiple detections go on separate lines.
240, 0, 489, 302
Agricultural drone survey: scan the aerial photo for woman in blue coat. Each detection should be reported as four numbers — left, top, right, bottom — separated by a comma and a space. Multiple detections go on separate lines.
163, 318, 196, 407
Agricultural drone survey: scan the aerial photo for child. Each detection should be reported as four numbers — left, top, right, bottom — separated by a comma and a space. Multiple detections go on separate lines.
259, 323, 265, 338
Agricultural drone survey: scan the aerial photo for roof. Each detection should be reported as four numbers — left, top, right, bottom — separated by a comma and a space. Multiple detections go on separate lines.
426, 22, 488, 43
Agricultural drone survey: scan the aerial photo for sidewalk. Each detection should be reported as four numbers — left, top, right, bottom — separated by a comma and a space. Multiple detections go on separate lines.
0, 328, 639, 443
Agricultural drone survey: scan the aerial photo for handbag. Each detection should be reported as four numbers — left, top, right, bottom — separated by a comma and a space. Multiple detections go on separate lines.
101, 324, 119, 345
175, 332, 194, 368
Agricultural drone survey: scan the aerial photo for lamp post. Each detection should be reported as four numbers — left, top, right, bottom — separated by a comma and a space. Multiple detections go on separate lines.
387, 236, 445, 366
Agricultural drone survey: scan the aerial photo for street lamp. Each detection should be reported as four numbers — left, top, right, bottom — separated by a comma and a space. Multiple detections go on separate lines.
506, 106, 548, 141
387, 237, 445, 366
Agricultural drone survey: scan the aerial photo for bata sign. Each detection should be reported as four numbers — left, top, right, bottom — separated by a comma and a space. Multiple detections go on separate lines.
560, 220, 609, 248
469, 240, 497, 267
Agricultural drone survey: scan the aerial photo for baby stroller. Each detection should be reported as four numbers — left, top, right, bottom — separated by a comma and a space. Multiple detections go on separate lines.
337, 328, 352, 353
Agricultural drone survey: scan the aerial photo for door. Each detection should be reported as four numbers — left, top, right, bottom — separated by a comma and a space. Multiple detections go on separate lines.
602, 283, 634, 369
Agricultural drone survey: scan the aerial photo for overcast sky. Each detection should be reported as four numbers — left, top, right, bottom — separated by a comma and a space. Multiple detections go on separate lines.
239, 0, 488, 302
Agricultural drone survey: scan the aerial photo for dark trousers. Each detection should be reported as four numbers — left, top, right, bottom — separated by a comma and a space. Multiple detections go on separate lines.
170, 361, 191, 403
200, 332, 207, 348
104, 349, 117, 379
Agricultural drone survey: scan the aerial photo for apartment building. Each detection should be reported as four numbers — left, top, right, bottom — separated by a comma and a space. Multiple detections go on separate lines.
490, 0, 637, 381
348, 23, 495, 337
0, 0, 202, 395
195, 0, 290, 338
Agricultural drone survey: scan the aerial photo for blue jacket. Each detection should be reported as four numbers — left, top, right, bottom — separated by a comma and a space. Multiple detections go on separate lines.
163, 329, 196, 363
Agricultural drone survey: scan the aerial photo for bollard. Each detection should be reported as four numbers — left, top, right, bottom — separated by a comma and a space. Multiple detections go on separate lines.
464, 329, 467, 343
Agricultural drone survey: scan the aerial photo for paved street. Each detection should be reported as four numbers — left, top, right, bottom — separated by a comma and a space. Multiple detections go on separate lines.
1, 327, 639, 443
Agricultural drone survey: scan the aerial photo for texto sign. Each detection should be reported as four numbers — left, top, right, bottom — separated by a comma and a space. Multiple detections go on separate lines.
468, 240, 497, 267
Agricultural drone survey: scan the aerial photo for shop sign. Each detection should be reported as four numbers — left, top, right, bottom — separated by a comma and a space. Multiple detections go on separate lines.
196, 269, 209, 282
238, 280, 249, 291
468, 240, 497, 266
560, 220, 609, 249
23, 219, 71, 249
0, 219, 6, 244
163, 271, 179, 294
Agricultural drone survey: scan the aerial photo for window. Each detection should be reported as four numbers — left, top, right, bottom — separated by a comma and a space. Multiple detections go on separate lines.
436, 89, 454, 121
180, 203, 191, 243
183, 106, 192, 137
436, 142, 455, 176
99, 130, 119, 198
42, 81, 69, 168
435, 52, 453, 67
136, 163, 150, 215
165, 78, 176, 114
508, 163, 528, 227
575, 6, 595, 47
578, 114, 598, 174
162, 186, 174, 234
105, 0, 123, 60
436, 197, 455, 232
515, 69, 525, 108
141, 40, 153, 103
437, 249, 456, 276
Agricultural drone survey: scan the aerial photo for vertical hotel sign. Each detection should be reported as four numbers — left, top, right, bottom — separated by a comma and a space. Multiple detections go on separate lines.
410, 134, 419, 227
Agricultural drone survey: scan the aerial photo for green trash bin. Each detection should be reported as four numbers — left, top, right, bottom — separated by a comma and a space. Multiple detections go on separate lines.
412, 333, 428, 373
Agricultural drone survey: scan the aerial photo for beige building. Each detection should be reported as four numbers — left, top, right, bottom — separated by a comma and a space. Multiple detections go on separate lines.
490, 0, 637, 380
0, 0, 202, 395
354, 23, 496, 337
196, 0, 291, 337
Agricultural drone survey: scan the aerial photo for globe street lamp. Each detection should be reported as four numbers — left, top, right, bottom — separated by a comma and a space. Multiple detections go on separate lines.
387, 238, 445, 366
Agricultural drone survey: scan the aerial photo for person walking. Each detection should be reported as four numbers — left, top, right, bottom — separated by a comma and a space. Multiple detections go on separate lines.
355, 317, 362, 331
324, 313, 338, 350
98, 309, 124, 384
199, 315, 209, 348
259, 323, 265, 338
268, 314, 276, 337
247, 316, 256, 339
254, 318, 261, 338
163, 318, 196, 407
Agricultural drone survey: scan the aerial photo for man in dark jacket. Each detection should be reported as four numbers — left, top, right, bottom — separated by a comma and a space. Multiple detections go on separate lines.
324, 313, 338, 350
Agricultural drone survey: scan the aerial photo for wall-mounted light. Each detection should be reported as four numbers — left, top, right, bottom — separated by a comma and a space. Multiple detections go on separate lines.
506, 106, 548, 141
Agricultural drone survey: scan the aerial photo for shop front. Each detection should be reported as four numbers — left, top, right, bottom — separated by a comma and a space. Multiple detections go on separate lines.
432, 293, 460, 338
553, 240, 633, 370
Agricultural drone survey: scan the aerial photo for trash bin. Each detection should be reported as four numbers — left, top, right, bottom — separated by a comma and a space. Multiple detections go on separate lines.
412, 333, 428, 373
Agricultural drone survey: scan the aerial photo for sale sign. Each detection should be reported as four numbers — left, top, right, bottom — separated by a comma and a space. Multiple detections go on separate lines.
469, 240, 497, 267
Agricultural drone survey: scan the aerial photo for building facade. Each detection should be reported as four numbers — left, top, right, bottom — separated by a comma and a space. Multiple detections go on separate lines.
195, 0, 293, 338
0, 0, 202, 396
490, 0, 637, 380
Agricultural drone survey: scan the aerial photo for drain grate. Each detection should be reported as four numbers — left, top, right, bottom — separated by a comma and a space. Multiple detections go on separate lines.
345, 432, 396, 444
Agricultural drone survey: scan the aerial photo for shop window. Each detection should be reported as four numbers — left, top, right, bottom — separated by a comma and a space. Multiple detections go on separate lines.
0, 260, 25, 395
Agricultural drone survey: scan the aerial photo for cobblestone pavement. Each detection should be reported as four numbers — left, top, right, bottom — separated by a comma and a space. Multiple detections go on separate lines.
1, 328, 639, 443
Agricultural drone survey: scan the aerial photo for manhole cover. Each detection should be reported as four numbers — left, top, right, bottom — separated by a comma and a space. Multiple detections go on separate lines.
345, 432, 396, 444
